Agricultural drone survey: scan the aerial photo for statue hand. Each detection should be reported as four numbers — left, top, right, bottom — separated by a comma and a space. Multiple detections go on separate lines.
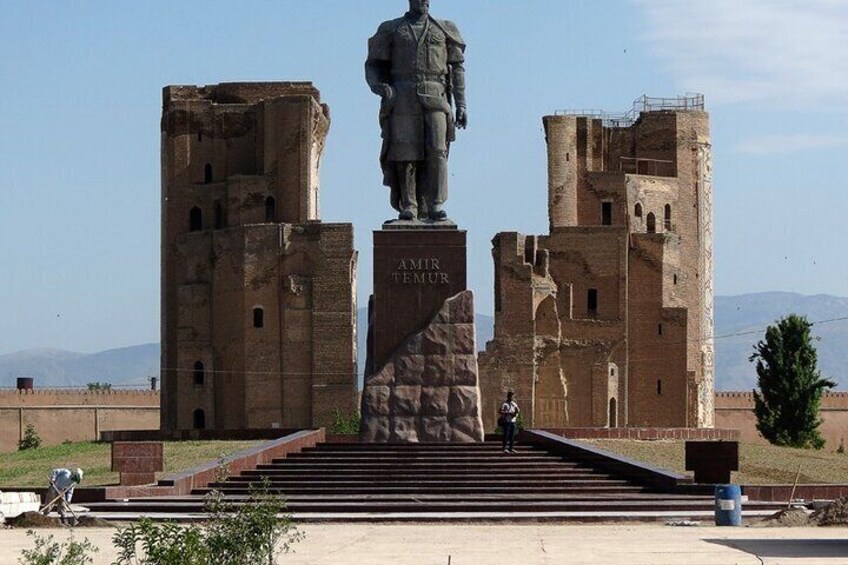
379, 84, 395, 102
456, 108, 468, 129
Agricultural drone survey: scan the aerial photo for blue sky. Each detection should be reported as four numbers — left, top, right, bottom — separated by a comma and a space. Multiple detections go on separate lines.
1, 0, 846, 355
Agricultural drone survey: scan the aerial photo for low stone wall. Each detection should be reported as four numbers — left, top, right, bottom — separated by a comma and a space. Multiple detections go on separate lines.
541, 427, 739, 441
0, 390, 159, 452
18, 429, 326, 503
100, 429, 302, 442
715, 391, 848, 449
743, 485, 848, 502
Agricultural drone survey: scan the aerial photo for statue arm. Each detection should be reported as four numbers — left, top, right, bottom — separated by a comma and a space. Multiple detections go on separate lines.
366, 23, 395, 99
450, 62, 467, 129
366, 60, 392, 97
441, 20, 468, 128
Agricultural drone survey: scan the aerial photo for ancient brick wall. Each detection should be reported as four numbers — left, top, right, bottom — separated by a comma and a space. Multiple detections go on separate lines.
480, 98, 713, 430
161, 83, 357, 432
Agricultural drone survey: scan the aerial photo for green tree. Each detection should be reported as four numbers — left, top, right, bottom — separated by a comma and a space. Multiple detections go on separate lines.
750, 314, 836, 449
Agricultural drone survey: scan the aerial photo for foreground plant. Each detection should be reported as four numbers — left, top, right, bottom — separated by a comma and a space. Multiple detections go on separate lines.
111, 479, 302, 565
18, 531, 98, 565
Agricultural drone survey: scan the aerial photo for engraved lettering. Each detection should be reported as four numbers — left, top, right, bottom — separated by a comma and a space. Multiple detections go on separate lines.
391, 257, 450, 284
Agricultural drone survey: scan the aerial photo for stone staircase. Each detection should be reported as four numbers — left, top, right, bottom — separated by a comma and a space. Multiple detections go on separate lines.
86, 441, 786, 521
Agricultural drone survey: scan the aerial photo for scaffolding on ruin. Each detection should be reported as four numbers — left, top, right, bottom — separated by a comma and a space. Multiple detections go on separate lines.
555, 93, 705, 128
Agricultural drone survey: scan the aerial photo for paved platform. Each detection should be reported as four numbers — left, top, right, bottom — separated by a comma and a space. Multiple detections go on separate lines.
2, 524, 847, 564
86, 509, 779, 523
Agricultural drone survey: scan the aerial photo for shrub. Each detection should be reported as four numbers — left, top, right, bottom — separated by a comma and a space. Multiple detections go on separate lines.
18, 531, 98, 565
330, 408, 361, 435
86, 382, 112, 392
112, 520, 208, 565
112, 480, 303, 565
19, 424, 42, 451
205, 480, 303, 564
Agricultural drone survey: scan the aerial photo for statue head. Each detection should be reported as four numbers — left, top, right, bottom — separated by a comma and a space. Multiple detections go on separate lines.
409, 0, 430, 16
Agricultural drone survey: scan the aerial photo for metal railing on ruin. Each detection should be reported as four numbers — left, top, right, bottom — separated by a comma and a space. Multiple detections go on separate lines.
555, 93, 705, 128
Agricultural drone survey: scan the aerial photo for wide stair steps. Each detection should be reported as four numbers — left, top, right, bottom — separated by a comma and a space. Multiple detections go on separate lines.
86, 442, 785, 522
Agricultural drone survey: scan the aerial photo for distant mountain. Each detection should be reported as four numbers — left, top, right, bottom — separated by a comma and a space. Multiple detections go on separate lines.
0, 344, 159, 389
3, 293, 844, 391
714, 293, 848, 391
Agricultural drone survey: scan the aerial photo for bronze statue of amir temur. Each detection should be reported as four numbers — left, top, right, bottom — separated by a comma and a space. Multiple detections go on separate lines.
366, 0, 467, 222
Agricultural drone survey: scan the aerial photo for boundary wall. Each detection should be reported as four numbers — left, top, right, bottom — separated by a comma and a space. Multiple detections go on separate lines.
0, 389, 159, 452
715, 391, 848, 449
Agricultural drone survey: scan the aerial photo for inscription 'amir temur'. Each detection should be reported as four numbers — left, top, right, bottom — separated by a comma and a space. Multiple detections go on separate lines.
391, 258, 449, 285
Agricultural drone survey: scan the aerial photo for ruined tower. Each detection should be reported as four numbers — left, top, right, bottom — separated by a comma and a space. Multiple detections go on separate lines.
479, 95, 714, 430
160, 82, 358, 431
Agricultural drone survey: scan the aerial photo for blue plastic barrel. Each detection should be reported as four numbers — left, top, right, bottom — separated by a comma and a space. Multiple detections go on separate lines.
714, 484, 742, 526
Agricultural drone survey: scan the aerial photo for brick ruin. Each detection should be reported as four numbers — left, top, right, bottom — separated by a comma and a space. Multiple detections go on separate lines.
479, 95, 715, 431
160, 82, 358, 431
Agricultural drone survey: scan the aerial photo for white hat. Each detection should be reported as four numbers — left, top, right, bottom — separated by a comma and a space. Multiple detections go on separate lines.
73, 468, 84, 482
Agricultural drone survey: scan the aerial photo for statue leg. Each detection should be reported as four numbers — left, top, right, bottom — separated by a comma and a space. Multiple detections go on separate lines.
423, 111, 449, 220
396, 162, 418, 221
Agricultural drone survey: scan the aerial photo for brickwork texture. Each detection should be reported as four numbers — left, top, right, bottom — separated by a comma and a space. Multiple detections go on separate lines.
480, 97, 714, 431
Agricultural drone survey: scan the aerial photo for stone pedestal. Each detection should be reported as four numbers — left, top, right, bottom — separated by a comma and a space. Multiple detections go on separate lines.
369, 229, 467, 373
361, 228, 484, 444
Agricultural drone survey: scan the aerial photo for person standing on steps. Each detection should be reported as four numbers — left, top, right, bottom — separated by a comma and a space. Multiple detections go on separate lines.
499, 391, 520, 454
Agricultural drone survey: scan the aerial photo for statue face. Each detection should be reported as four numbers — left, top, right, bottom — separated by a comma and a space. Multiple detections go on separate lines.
409, 0, 430, 16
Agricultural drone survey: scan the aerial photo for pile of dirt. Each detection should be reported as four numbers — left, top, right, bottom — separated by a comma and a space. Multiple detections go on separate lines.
7, 512, 61, 528
75, 515, 115, 528
757, 507, 812, 527
811, 497, 848, 526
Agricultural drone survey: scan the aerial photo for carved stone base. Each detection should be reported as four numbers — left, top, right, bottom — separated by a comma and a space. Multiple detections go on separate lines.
360, 291, 485, 443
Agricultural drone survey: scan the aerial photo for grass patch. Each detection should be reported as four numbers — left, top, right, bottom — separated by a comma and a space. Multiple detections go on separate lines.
584, 440, 848, 484
0, 440, 261, 488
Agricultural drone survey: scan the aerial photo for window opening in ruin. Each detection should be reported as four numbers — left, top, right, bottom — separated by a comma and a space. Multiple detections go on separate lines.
658, 323, 663, 336
265, 196, 277, 222
673, 274, 678, 285
193, 361, 205, 386
193, 408, 206, 430
566, 152, 570, 162
587, 288, 598, 318
204, 163, 213, 184
189, 206, 202, 232
609, 398, 617, 428
253, 307, 264, 329
635, 203, 643, 218
647, 212, 656, 233
664, 204, 672, 230
602, 202, 612, 226
197, 132, 202, 142
657, 379, 663, 395
214, 201, 224, 229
